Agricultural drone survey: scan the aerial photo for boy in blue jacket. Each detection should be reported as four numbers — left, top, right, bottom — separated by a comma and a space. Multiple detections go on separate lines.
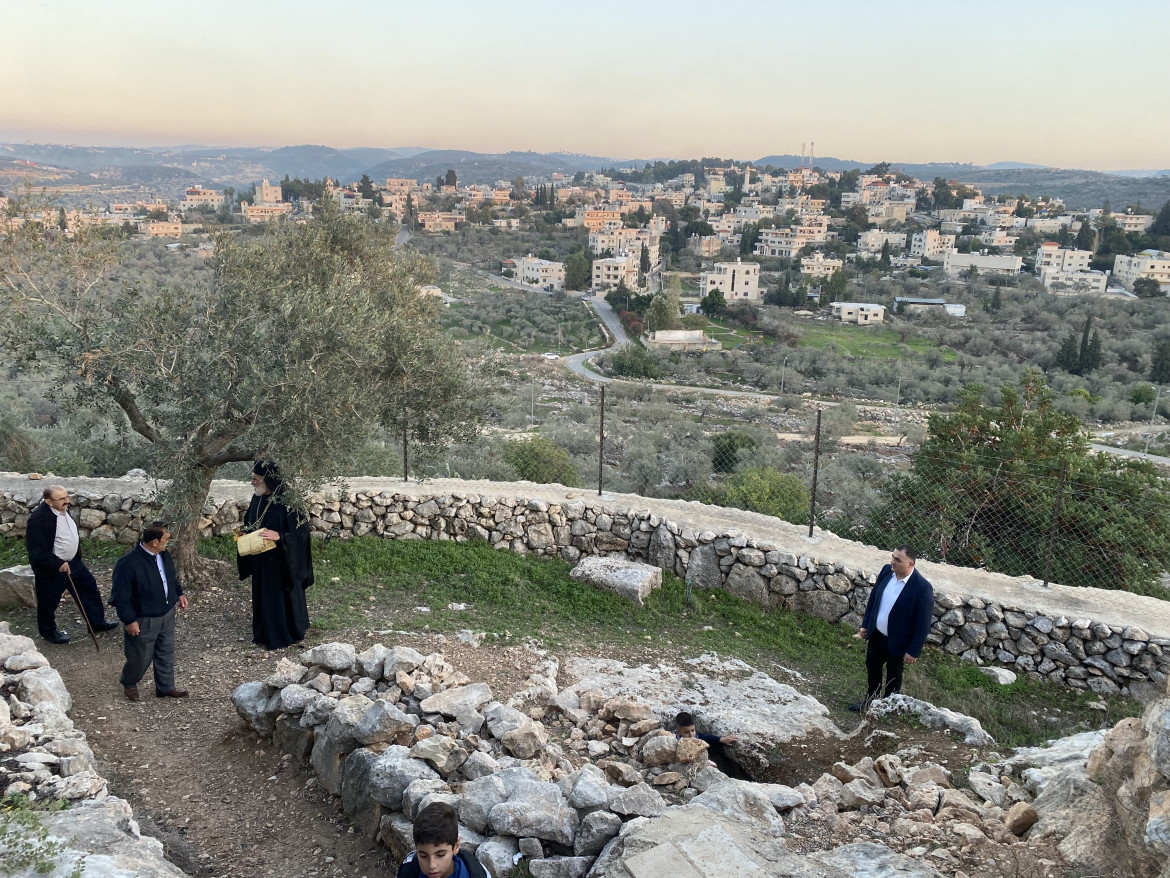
396, 803, 487, 878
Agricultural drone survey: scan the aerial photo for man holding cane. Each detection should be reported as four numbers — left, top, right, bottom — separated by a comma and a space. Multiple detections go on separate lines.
25, 485, 119, 644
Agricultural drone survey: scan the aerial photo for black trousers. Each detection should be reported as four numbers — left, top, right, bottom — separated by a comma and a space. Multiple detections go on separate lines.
119, 607, 177, 692
865, 630, 906, 701
35, 559, 109, 638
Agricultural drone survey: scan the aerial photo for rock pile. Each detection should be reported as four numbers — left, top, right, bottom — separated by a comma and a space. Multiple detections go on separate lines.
0, 623, 105, 803
6, 480, 1169, 698
1009, 675, 1170, 878
234, 642, 1100, 878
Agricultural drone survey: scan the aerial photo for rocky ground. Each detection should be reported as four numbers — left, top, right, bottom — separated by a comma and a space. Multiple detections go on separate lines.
2, 557, 1104, 878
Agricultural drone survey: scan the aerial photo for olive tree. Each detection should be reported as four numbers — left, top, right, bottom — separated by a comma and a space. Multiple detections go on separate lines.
1, 196, 481, 580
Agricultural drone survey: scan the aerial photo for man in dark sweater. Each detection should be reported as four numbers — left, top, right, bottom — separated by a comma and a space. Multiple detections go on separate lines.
25, 485, 118, 643
108, 522, 189, 701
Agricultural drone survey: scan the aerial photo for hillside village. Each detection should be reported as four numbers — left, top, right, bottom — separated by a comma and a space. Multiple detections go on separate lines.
6, 157, 1168, 314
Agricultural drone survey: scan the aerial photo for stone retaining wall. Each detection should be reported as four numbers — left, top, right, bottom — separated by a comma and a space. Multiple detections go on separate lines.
2, 483, 1165, 698
0, 621, 188, 876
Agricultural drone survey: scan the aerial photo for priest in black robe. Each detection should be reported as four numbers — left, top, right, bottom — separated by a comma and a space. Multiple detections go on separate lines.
237, 460, 313, 650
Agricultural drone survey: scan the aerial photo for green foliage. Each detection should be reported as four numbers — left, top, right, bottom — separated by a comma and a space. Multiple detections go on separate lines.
1, 793, 85, 876
710, 430, 757, 473
700, 289, 727, 317
1054, 315, 1102, 376
440, 287, 603, 353
691, 466, 809, 523
645, 294, 682, 332
501, 435, 580, 487
1134, 276, 1162, 298
606, 344, 660, 379
1130, 384, 1157, 405
564, 251, 589, 291
862, 373, 1170, 591
1152, 341, 1170, 384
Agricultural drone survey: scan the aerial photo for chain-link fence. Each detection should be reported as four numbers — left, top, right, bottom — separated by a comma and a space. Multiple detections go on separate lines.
402, 380, 1170, 594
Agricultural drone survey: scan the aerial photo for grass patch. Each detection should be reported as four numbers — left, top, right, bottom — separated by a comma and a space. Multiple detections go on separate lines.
795, 323, 957, 361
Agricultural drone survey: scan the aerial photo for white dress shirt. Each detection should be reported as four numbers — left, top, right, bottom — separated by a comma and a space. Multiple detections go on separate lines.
141, 543, 168, 600
875, 573, 909, 636
52, 508, 79, 564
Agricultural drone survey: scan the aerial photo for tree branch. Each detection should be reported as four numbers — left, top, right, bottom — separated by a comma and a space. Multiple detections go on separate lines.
109, 379, 160, 444
202, 445, 257, 468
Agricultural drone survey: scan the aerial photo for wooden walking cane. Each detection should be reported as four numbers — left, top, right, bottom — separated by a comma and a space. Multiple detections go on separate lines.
64, 569, 100, 652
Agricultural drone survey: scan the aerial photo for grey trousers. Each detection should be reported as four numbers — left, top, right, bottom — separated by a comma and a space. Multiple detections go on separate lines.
119, 607, 176, 692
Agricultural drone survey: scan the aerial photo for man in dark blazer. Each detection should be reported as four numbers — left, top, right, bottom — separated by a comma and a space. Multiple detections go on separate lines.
25, 485, 119, 643
109, 521, 189, 701
854, 545, 934, 709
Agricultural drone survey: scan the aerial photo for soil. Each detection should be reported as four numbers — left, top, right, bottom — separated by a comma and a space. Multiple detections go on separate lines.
8, 556, 1077, 878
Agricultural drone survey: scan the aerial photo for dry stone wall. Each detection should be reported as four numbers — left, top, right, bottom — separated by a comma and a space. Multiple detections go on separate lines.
3, 479, 1167, 698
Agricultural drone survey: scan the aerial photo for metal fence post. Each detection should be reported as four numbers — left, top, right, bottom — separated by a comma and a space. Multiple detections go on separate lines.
598, 385, 605, 496
808, 408, 822, 538
1041, 459, 1068, 588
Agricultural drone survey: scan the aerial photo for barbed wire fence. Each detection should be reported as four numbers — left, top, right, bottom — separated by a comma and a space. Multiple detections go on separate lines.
411, 380, 1170, 594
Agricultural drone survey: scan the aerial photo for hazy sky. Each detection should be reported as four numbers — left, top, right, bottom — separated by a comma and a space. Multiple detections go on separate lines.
4, 0, 1168, 169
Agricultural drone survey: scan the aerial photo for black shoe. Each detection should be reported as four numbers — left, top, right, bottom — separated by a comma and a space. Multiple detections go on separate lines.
42, 630, 70, 644
93, 621, 120, 633
848, 702, 864, 712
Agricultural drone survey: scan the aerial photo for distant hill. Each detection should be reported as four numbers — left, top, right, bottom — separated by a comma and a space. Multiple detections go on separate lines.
3, 141, 1167, 210
361, 150, 616, 185
947, 168, 1170, 210
986, 161, 1050, 170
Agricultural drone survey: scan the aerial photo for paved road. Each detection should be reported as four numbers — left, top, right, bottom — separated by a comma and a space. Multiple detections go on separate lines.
589, 294, 633, 347
1090, 443, 1170, 467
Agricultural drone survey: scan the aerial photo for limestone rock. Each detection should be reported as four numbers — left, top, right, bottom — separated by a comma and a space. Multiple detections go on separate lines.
300, 641, 356, 672
639, 735, 677, 767
675, 736, 709, 764
489, 778, 578, 845
0, 631, 38, 663
979, 666, 1017, 685
14, 796, 187, 877
369, 746, 441, 811
815, 842, 946, 877
410, 735, 468, 775
310, 694, 374, 795
564, 655, 841, 752
461, 773, 509, 833
231, 681, 282, 735
869, 694, 994, 746
570, 556, 662, 607
383, 645, 427, 677
1005, 801, 1039, 835
462, 749, 501, 781
529, 857, 592, 878
690, 780, 784, 835
575, 810, 622, 857
340, 748, 384, 837
353, 700, 418, 746
585, 806, 811, 878
839, 779, 886, 810
608, 781, 666, 818
420, 682, 494, 717
0, 565, 36, 608
502, 720, 549, 759
16, 666, 72, 714
568, 765, 611, 811
477, 835, 521, 878
266, 656, 307, 688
